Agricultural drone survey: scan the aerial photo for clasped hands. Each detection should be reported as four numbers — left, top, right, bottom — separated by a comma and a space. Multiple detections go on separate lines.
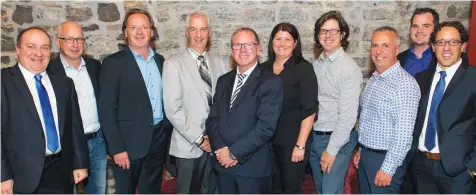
214, 147, 238, 168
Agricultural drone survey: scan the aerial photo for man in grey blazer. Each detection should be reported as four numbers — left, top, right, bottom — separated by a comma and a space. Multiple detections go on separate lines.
163, 12, 230, 194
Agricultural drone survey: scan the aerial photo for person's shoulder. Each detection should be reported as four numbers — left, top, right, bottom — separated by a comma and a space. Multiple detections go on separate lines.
166, 51, 186, 62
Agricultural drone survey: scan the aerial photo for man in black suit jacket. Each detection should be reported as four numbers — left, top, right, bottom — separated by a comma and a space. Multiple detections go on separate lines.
206, 28, 283, 194
99, 9, 172, 194
47, 21, 106, 194
408, 21, 476, 193
1, 27, 89, 194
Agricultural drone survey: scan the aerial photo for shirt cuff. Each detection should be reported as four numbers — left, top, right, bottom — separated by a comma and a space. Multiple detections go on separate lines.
326, 145, 340, 157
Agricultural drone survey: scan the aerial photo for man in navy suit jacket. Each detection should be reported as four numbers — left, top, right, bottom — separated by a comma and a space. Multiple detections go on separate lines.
408, 21, 476, 194
206, 28, 283, 194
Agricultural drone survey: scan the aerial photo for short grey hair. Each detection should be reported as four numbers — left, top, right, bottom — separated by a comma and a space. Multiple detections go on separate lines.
185, 11, 211, 30
372, 26, 401, 45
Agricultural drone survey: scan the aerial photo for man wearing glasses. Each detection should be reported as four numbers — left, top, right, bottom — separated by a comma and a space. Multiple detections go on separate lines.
407, 21, 476, 194
206, 28, 283, 193
47, 21, 105, 194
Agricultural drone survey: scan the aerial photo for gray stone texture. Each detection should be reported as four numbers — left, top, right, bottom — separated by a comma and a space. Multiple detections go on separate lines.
12, 5, 32, 25
66, 6, 93, 22
98, 3, 120, 22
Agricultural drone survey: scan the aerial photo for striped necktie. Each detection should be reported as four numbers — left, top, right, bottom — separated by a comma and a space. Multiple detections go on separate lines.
230, 73, 246, 108
197, 55, 212, 106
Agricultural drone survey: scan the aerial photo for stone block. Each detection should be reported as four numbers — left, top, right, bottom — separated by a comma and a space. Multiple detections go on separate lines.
1, 22, 14, 33
85, 34, 116, 54
242, 8, 275, 23
36, 5, 62, 21
1, 35, 15, 51
363, 9, 395, 21
1, 56, 10, 65
66, 6, 93, 22
12, 5, 32, 25
156, 8, 170, 23
204, 7, 238, 23
82, 24, 100, 32
98, 3, 120, 22
2, 10, 8, 22
279, 6, 307, 23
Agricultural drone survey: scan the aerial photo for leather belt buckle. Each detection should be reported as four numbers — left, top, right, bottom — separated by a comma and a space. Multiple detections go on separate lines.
422, 152, 440, 160
85, 131, 99, 139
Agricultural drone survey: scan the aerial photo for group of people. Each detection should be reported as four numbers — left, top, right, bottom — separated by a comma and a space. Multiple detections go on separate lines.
1, 6, 475, 195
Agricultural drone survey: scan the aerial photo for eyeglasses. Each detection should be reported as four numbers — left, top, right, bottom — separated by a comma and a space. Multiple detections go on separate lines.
434, 39, 462, 46
231, 43, 258, 50
318, 29, 340, 35
57, 37, 86, 44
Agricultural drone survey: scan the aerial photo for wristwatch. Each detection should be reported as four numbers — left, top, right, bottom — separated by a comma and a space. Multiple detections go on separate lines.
295, 144, 305, 150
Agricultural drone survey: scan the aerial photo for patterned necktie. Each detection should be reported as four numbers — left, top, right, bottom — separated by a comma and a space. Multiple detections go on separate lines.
230, 74, 246, 108
197, 55, 212, 106
425, 71, 447, 151
34, 75, 59, 153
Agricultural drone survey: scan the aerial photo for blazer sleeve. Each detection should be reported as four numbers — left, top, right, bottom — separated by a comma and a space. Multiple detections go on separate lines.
206, 76, 226, 151
298, 62, 318, 120
69, 78, 89, 169
465, 92, 476, 171
163, 59, 203, 144
99, 56, 126, 155
229, 76, 283, 163
1, 83, 12, 181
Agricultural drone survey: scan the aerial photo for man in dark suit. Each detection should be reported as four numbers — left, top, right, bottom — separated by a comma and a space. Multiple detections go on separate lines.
99, 9, 172, 194
408, 21, 476, 193
1, 27, 89, 194
206, 28, 283, 194
397, 8, 439, 77
47, 21, 106, 194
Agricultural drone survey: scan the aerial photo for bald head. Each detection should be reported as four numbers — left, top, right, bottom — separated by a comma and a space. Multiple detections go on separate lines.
56, 21, 85, 63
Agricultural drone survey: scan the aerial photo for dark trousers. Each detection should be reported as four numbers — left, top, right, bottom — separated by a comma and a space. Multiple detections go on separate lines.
358, 147, 407, 194
412, 151, 472, 193
175, 152, 218, 193
113, 124, 169, 194
31, 153, 72, 194
217, 171, 272, 194
272, 144, 309, 193
400, 167, 416, 193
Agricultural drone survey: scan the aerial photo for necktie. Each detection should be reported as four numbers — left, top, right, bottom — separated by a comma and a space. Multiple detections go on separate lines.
425, 71, 446, 151
34, 75, 59, 153
197, 55, 212, 106
230, 74, 246, 108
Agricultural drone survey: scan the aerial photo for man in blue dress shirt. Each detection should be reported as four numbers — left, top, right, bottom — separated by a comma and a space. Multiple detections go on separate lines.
353, 26, 420, 194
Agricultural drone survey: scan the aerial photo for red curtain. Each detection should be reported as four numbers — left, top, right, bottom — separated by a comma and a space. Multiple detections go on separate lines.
468, 1, 476, 66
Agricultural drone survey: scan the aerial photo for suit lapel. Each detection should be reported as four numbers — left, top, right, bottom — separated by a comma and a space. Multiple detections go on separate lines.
47, 69, 66, 138
442, 59, 468, 100
229, 65, 261, 110
223, 70, 235, 116
182, 51, 209, 105
124, 47, 150, 101
84, 57, 100, 99
9, 65, 43, 130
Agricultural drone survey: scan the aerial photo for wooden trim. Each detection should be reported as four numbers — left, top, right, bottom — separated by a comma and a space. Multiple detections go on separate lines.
468, 1, 476, 66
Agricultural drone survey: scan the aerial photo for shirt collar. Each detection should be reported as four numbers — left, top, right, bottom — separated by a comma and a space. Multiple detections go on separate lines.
409, 45, 432, 58
237, 62, 258, 76
373, 61, 401, 79
129, 46, 155, 61
18, 62, 47, 80
318, 47, 344, 62
188, 48, 207, 61
436, 58, 462, 77
60, 54, 86, 70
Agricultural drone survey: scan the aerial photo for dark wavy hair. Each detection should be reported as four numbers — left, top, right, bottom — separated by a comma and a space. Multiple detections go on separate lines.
121, 9, 158, 47
430, 21, 469, 44
313, 11, 350, 57
411, 8, 440, 26
267, 22, 303, 63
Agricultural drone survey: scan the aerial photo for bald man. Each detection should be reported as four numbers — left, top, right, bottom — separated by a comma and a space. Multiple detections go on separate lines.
1, 27, 89, 194
47, 21, 105, 194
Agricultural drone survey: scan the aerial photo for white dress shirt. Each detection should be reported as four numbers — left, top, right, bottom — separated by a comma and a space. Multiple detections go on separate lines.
60, 55, 100, 134
18, 63, 61, 155
231, 62, 257, 99
418, 59, 462, 153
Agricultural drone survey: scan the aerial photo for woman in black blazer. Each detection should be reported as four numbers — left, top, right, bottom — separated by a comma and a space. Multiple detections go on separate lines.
262, 22, 318, 193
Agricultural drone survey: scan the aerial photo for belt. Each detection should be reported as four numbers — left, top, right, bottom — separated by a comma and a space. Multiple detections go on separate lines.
45, 152, 62, 162
314, 131, 333, 135
421, 151, 441, 160
85, 131, 100, 139
360, 144, 387, 154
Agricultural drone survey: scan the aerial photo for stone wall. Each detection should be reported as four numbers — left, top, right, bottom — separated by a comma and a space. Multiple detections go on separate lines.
1, 1, 472, 79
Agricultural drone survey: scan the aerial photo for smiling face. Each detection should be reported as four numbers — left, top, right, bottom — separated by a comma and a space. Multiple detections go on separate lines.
56, 21, 84, 61
318, 19, 342, 55
125, 13, 153, 50
410, 13, 435, 47
272, 30, 295, 59
16, 29, 51, 74
432, 26, 467, 69
370, 30, 400, 73
231, 30, 261, 72
187, 13, 210, 53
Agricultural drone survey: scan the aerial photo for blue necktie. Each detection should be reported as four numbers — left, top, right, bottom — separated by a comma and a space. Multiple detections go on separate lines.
425, 71, 446, 151
34, 75, 59, 153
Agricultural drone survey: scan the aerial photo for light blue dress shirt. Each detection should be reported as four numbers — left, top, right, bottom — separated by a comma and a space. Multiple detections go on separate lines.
130, 46, 163, 125
358, 61, 420, 176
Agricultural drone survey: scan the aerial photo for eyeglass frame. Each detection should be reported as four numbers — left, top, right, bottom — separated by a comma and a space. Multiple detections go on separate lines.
433, 39, 462, 47
57, 37, 86, 44
231, 43, 259, 50
318, 29, 341, 35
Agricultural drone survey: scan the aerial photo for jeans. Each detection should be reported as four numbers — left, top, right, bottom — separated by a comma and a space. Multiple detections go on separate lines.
75, 129, 108, 194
